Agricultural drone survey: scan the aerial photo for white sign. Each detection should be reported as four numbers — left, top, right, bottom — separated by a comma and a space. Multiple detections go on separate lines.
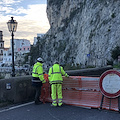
102, 74, 120, 94
99, 70, 120, 98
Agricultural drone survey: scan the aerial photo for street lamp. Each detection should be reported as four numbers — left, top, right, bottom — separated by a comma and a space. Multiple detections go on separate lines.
7, 17, 18, 77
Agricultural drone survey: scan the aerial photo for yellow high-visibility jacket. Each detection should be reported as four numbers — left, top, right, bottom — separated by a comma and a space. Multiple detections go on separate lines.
48, 64, 68, 84
32, 62, 45, 83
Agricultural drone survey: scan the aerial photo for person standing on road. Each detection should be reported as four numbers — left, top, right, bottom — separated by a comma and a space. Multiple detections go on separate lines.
32, 57, 46, 105
48, 61, 69, 107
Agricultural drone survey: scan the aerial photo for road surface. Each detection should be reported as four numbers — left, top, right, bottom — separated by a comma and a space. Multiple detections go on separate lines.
0, 102, 120, 120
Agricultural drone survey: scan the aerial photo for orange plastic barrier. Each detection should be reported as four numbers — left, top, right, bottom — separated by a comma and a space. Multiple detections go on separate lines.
40, 74, 119, 111
40, 74, 50, 103
62, 76, 102, 108
100, 96, 119, 111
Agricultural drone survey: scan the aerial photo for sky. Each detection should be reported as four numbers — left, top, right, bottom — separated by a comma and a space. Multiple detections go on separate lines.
0, 0, 50, 47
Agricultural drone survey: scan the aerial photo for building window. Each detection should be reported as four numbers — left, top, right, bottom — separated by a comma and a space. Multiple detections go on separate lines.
28, 48, 29, 50
9, 53, 11, 56
24, 48, 25, 50
1, 44, 2, 47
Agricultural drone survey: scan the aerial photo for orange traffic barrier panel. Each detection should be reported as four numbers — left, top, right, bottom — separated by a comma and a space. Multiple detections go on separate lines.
40, 74, 51, 103
62, 76, 102, 108
40, 74, 120, 111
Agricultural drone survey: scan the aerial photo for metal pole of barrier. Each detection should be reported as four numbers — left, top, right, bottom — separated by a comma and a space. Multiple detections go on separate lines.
109, 98, 111, 110
100, 95, 104, 110
118, 96, 120, 112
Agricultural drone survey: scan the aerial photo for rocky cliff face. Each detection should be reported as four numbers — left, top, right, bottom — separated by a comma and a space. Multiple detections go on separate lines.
41, 0, 120, 68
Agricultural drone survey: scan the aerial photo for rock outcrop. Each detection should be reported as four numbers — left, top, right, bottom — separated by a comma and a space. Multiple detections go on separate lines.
41, 0, 120, 68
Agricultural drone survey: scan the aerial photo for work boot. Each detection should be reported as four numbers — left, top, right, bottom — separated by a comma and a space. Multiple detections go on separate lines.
35, 101, 42, 105
51, 103, 57, 107
58, 100, 63, 107
58, 103, 63, 107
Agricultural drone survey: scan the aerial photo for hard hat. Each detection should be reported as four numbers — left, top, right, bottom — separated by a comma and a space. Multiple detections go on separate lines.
54, 60, 59, 64
37, 57, 44, 63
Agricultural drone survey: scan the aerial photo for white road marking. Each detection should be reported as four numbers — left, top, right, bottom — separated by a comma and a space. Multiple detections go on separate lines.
0, 101, 34, 113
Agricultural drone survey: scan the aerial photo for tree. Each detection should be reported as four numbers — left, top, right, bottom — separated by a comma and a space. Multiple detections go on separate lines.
111, 46, 120, 60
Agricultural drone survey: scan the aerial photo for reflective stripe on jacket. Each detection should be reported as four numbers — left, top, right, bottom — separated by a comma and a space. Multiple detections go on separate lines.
32, 62, 45, 83
48, 64, 68, 84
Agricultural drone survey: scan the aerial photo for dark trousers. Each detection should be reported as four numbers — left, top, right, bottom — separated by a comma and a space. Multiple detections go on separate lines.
33, 82, 42, 103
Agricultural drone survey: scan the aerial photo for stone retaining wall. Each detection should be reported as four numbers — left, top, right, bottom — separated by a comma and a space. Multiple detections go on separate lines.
66, 66, 113, 77
0, 66, 113, 104
0, 75, 35, 104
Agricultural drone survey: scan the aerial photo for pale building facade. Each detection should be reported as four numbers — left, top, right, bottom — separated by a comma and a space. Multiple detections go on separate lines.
33, 33, 44, 45
3, 39, 31, 65
0, 31, 4, 63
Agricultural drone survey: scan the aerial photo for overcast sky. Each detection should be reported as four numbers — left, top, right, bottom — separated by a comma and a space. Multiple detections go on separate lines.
0, 0, 50, 47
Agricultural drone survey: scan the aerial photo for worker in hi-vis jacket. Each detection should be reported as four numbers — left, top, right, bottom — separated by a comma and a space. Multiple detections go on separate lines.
48, 61, 69, 107
32, 57, 46, 105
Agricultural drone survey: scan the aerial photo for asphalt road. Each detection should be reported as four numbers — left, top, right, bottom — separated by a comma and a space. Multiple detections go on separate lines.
0, 102, 120, 120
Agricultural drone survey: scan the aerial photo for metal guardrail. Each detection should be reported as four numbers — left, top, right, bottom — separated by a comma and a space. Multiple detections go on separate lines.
0, 67, 28, 72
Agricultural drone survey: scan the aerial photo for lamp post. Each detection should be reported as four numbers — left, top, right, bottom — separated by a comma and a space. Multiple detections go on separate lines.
7, 17, 18, 77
